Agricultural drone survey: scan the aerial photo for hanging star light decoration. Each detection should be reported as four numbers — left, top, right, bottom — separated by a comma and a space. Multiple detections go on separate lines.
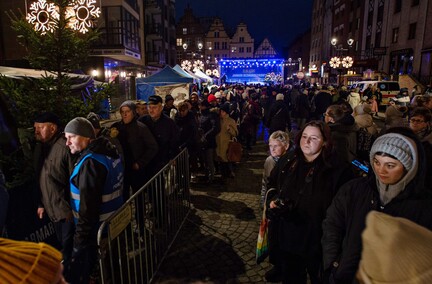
193, 60, 204, 71
181, 60, 192, 71
26, 0, 59, 34
329, 56, 341, 68
212, 69, 219, 77
68, 0, 101, 33
342, 56, 354, 68
205, 69, 212, 76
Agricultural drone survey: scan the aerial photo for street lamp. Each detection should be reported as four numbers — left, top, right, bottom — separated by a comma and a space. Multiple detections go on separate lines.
331, 38, 337, 46
182, 43, 188, 61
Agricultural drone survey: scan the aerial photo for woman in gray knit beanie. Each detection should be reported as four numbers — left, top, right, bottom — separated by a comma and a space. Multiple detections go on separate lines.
322, 128, 432, 284
369, 132, 418, 205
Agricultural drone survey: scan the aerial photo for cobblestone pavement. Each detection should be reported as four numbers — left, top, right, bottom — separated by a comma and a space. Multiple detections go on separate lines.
153, 141, 275, 283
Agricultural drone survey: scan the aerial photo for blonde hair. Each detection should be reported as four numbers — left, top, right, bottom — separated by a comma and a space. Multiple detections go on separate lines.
269, 131, 290, 146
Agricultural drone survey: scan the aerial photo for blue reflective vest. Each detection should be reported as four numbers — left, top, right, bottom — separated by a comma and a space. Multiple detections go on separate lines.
70, 153, 124, 225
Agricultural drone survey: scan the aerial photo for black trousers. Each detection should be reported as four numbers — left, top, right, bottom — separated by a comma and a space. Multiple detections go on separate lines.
54, 219, 75, 266
281, 251, 322, 284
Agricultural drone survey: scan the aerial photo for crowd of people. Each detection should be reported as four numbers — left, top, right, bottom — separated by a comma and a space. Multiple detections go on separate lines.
254, 83, 432, 284
1, 80, 432, 283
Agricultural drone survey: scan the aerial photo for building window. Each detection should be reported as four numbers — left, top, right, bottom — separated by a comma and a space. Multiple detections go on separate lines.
408, 22, 417, 39
377, 5, 384, 21
239, 37, 244, 43
375, 32, 381, 47
222, 42, 227, 49
394, 0, 402, 13
176, 38, 182, 46
214, 42, 220, 50
239, 47, 244, 53
214, 31, 219, 38
246, 47, 251, 53
182, 28, 187, 35
392, 27, 399, 43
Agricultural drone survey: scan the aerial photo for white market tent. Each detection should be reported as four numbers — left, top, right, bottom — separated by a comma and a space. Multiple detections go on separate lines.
173, 65, 200, 82
194, 69, 213, 83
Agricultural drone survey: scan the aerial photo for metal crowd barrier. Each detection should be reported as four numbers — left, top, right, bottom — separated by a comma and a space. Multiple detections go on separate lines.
97, 148, 191, 283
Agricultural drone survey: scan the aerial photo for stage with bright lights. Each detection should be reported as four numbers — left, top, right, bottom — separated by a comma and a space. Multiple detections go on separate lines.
219, 58, 284, 84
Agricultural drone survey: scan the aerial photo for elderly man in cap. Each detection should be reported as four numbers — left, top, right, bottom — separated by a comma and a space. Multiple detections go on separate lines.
139, 95, 180, 228
33, 112, 76, 267
64, 117, 124, 283
111, 100, 158, 199
139, 95, 180, 175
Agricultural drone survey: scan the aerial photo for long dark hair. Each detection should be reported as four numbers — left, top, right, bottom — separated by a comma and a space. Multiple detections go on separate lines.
295, 120, 334, 163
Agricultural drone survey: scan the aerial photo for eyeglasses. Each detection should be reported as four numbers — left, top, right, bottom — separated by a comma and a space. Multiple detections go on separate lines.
410, 118, 425, 123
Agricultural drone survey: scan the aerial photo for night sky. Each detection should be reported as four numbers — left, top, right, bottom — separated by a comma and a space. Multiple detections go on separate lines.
175, 0, 313, 56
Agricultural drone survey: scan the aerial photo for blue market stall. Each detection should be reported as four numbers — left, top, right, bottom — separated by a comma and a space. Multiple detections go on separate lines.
136, 66, 193, 102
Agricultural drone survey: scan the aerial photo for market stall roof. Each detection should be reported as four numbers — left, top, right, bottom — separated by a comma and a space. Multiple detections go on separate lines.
0, 66, 94, 89
136, 65, 193, 84
173, 65, 198, 80
194, 69, 213, 82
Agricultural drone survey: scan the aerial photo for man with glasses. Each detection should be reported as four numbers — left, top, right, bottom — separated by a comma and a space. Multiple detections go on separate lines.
409, 107, 432, 144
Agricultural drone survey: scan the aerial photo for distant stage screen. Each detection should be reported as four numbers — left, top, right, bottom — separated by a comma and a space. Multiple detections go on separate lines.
219, 58, 284, 84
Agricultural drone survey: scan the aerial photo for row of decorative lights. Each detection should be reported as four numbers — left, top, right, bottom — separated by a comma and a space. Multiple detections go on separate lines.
27, 0, 100, 34
180, 60, 219, 77
329, 56, 354, 68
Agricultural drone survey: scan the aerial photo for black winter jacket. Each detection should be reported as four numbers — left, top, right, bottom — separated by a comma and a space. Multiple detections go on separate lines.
322, 176, 432, 283
266, 100, 291, 133
328, 118, 358, 163
111, 118, 158, 171
38, 132, 75, 222
139, 114, 181, 173
268, 153, 354, 258
197, 108, 220, 149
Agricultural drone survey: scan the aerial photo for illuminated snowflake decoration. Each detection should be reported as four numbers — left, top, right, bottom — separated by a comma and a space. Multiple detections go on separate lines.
26, 0, 60, 34
264, 72, 282, 83
329, 56, 341, 68
193, 60, 204, 71
205, 69, 212, 76
181, 60, 192, 71
342, 56, 354, 68
275, 74, 283, 83
68, 0, 101, 34
212, 69, 219, 77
